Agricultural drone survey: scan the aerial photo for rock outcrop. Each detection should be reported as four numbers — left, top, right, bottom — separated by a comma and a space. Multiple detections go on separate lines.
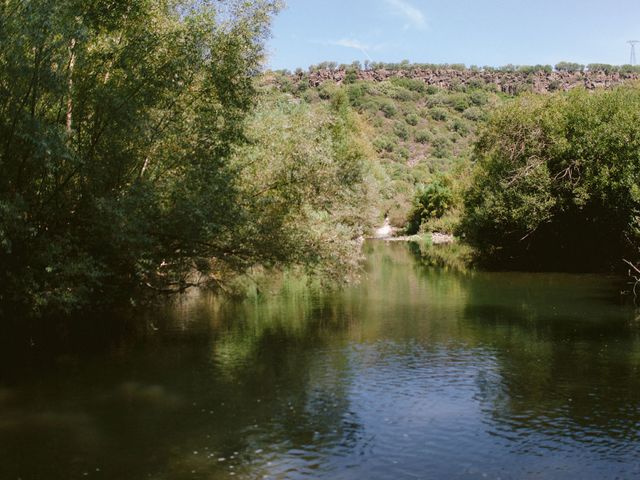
286, 68, 640, 94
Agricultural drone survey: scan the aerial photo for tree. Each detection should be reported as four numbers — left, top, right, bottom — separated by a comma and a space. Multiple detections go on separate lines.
461, 86, 640, 271
406, 178, 453, 235
555, 61, 585, 72
234, 89, 378, 280
0, 0, 306, 319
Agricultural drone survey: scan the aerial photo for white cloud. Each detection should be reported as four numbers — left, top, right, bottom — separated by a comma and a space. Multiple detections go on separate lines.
324, 38, 379, 60
331, 38, 370, 51
384, 0, 427, 30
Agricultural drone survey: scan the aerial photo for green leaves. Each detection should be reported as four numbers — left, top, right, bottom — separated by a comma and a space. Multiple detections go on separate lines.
461, 86, 640, 270
406, 177, 454, 235
0, 0, 282, 317
231, 91, 376, 281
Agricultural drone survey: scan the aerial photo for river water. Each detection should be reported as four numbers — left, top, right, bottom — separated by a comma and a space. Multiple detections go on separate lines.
1, 242, 640, 479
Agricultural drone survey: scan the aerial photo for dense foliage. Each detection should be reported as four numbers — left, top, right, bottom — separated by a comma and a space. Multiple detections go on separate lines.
0, 0, 375, 320
406, 178, 454, 235
461, 86, 640, 271
270, 72, 501, 227
5, 3, 639, 325
234, 88, 378, 280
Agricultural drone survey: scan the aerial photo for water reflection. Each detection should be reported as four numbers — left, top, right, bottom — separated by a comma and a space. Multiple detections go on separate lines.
1, 242, 639, 479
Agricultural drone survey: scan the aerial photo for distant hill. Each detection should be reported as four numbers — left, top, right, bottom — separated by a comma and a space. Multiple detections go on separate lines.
262, 65, 640, 232
290, 67, 640, 95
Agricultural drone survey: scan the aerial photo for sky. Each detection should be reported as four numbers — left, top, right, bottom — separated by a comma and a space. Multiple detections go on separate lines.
267, 0, 640, 70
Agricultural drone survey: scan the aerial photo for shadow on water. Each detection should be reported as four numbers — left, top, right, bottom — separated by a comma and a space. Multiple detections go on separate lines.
0, 277, 367, 479
1, 241, 640, 479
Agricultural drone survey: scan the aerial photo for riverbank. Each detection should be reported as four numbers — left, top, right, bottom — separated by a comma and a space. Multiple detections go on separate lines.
372, 220, 455, 245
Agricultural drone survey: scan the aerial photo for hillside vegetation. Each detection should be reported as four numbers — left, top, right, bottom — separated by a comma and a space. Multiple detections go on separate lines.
266, 69, 505, 229
266, 67, 640, 273
2, 0, 639, 325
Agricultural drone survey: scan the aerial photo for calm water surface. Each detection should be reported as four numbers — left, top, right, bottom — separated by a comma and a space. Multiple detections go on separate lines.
2, 242, 640, 479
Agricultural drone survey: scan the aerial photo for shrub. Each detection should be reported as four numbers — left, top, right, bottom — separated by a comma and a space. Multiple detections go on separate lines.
378, 98, 398, 118
393, 122, 410, 140
405, 113, 420, 126
463, 107, 484, 121
451, 118, 470, 135
467, 78, 486, 89
374, 136, 397, 153
461, 85, 640, 271
406, 178, 454, 234
318, 81, 339, 99
447, 93, 471, 112
346, 83, 370, 106
345, 68, 358, 84
430, 107, 448, 121
415, 130, 432, 144
302, 89, 321, 103
390, 77, 427, 93
375, 81, 416, 101
397, 146, 411, 160
469, 90, 489, 106
432, 135, 451, 158
426, 94, 447, 108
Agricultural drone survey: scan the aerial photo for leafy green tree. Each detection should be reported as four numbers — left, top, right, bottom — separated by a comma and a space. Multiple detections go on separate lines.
555, 61, 585, 72
235, 90, 378, 279
461, 86, 640, 270
406, 178, 453, 235
2, 0, 377, 321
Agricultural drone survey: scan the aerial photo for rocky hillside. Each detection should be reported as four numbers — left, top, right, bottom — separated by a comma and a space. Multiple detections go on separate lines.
290, 68, 640, 95
261, 66, 640, 233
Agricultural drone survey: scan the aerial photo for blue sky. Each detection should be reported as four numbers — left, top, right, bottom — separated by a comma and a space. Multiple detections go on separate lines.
267, 0, 640, 70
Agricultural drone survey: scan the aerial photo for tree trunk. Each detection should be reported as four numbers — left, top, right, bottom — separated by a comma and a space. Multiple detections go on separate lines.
66, 38, 76, 134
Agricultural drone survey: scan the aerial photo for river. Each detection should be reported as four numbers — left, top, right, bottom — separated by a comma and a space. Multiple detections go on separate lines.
1, 242, 639, 479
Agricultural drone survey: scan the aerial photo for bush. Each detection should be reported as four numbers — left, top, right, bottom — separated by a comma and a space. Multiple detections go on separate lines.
405, 113, 420, 126
375, 81, 416, 101
467, 78, 486, 90
390, 77, 427, 93
426, 93, 447, 108
347, 83, 370, 106
345, 68, 358, 84
318, 81, 339, 99
432, 135, 451, 158
463, 107, 484, 121
469, 90, 489, 106
430, 107, 448, 121
378, 98, 398, 118
461, 86, 640, 271
447, 93, 471, 112
451, 118, 470, 135
397, 146, 411, 160
406, 178, 454, 234
374, 136, 397, 153
415, 130, 432, 144
302, 89, 321, 103
393, 122, 410, 140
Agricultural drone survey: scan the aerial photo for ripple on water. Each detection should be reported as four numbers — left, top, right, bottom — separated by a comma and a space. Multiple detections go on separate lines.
238, 338, 640, 480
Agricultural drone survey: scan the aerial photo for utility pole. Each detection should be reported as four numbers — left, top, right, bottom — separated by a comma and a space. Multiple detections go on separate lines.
628, 40, 640, 66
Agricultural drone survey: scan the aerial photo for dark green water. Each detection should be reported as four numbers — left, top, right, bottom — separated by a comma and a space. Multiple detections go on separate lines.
1, 242, 640, 480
